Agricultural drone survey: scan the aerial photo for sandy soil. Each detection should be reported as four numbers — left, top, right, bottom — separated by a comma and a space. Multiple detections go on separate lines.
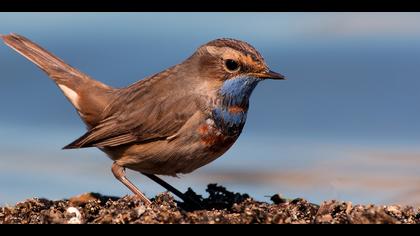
1, 184, 419, 224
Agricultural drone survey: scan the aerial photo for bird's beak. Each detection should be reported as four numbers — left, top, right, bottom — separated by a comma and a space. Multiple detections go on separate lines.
254, 70, 286, 80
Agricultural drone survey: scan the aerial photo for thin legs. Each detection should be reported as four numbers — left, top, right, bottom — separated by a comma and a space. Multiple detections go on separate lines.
111, 162, 202, 208
111, 162, 152, 205
142, 173, 203, 209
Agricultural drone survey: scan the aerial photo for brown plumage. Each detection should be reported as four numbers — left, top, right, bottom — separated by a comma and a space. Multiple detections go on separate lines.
2, 34, 114, 128
2, 33, 285, 205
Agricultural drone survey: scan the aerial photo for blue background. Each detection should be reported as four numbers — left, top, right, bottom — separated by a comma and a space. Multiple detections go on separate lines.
1, 13, 420, 206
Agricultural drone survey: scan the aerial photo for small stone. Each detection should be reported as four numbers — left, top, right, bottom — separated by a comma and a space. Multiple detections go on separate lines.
69, 193, 100, 206
135, 205, 146, 217
318, 214, 333, 222
65, 207, 82, 224
345, 202, 353, 214
271, 194, 287, 204
387, 205, 399, 214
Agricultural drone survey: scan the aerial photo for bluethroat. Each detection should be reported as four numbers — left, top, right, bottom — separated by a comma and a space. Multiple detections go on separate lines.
2, 34, 285, 205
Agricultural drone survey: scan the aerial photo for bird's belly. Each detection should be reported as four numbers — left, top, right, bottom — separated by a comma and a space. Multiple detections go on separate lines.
103, 119, 239, 176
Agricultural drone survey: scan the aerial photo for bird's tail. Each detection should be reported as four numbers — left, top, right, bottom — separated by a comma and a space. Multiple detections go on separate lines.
1, 33, 114, 128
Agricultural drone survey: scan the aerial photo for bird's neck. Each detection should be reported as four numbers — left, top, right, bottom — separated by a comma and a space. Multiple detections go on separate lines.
212, 76, 261, 135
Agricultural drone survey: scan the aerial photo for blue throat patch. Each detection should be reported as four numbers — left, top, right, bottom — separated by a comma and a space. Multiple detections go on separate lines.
219, 76, 261, 107
212, 76, 261, 134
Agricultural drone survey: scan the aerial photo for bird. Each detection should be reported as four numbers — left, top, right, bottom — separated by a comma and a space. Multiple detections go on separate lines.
1, 33, 285, 206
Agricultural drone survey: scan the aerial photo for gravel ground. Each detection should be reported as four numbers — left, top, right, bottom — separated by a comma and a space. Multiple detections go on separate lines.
1, 184, 419, 224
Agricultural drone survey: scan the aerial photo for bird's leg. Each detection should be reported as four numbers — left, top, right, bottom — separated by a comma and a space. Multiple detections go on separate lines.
142, 173, 203, 209
111, 162, 152, 205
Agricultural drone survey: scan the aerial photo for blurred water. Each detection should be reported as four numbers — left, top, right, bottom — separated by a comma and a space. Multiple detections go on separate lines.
1, 13, 420, 206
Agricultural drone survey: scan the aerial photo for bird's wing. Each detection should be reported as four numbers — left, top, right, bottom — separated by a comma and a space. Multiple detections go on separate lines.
63, 75, 207, 149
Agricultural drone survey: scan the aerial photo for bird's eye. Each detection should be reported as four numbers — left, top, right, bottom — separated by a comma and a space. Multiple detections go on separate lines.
224, 59, 240, 72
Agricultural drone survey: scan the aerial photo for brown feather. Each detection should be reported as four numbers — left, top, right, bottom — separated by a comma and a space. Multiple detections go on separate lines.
63, 59, 209, 149
1, 33, 114, 128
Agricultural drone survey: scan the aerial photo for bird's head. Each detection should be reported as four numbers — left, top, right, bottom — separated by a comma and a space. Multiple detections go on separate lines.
193, 38, 285, 83
189, 38, 285, 108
